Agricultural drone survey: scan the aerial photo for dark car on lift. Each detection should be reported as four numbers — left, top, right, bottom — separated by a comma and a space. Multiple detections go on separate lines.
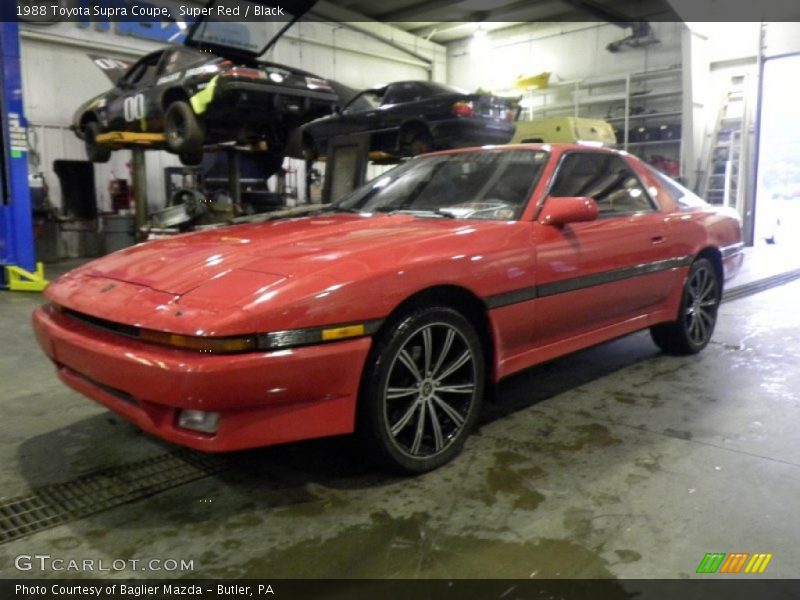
72, 0, 337, 169
300, 80, 518, 160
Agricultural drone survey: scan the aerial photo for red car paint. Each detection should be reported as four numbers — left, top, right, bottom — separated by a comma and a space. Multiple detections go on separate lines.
32, 145, 744, 452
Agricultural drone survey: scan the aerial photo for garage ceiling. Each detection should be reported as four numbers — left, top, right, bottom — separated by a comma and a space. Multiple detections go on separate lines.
324, 0, 681, 42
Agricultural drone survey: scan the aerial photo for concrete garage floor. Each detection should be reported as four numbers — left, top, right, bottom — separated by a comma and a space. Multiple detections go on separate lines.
1, 254, 800, 580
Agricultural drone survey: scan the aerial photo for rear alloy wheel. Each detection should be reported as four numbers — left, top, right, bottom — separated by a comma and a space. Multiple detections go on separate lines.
84, 121, 111, 163
650, 258, 721, 355
359, 307, 485, 474
164, 101, 204, 154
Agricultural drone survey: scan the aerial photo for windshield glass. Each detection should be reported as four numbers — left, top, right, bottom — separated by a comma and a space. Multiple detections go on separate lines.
186, 0, 309, 55
425, 81, 467, 95
344, 90, 384, 113
334, 149, 549, 220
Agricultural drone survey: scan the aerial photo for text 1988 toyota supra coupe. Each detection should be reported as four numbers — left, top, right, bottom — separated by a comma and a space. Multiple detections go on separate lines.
33, 144, 744, 473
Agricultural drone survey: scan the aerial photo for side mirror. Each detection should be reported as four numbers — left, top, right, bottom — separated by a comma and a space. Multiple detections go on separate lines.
333, 104, 342, 115
539, 196, 598, 226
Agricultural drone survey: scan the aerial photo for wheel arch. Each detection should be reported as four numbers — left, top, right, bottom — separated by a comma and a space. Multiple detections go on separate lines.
161, 87, 190, 112
79, 111, 99, 129
378, 284, 497, 396
695, 246, 724, 293
396, 119, 432, 150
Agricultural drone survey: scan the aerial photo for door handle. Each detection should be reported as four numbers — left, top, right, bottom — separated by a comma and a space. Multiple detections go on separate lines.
651, 235, 666, 244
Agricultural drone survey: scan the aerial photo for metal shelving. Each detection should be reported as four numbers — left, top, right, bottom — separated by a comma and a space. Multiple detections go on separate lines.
519, 67, 684, 155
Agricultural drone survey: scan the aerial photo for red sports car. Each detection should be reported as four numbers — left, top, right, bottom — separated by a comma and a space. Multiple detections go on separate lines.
33, 144, 743, 473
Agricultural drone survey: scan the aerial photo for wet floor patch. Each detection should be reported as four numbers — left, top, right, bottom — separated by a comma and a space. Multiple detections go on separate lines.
237, 511, 617, 578
465, 450, 546, 510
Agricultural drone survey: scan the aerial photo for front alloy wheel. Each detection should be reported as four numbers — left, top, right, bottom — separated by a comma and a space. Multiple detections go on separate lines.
651, 257, 721, 355
359, 307, 485, 473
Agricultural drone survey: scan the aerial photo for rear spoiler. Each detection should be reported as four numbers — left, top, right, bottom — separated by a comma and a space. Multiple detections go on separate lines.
87, 54, 133, 85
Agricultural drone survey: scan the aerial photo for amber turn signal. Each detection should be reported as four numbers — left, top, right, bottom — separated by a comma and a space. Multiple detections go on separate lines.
138, 329, 258, 354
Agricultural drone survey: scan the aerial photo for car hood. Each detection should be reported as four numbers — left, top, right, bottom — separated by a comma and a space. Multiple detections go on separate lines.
68, 214, 504, 296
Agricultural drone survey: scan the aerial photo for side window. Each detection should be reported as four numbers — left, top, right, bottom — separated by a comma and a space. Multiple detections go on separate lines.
160, 50, 201, 76
122, 54, 161, 87
550, 153, 655, 216
383, 82, 426, 105
643, 163, 708, 209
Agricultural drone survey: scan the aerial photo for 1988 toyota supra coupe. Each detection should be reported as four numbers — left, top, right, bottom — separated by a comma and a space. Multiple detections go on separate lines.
33, 144, 743, 473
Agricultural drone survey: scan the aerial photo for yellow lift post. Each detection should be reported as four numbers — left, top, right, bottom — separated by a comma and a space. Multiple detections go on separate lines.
96, 131, 167, 236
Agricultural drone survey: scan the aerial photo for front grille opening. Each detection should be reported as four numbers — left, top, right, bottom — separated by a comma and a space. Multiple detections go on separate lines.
63, 308, 141, 339
62, 366, 139, 406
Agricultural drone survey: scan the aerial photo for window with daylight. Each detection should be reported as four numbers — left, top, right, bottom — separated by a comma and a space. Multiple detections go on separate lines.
550, 152, 655, 216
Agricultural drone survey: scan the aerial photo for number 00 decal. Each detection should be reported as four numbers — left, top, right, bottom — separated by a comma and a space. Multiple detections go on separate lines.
124, 94, 146, 122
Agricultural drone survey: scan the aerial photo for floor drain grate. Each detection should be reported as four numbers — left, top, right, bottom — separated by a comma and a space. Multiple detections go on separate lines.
723, 267, 800, 304
0, 450, 226, 544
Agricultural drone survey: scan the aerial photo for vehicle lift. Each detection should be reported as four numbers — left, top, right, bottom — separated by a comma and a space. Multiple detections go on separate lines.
94, 132, 163, 235
0, 20, 48, 291
94, 131, 309, 235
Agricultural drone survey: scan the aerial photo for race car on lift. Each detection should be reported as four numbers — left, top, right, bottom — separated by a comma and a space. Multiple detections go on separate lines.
72, 0, 337, 168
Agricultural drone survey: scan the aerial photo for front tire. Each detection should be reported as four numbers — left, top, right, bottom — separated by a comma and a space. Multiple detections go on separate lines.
84, 121, 111, 163
165, 101, 204, 154
650, 257, 721, 355
358, 307, 485, 474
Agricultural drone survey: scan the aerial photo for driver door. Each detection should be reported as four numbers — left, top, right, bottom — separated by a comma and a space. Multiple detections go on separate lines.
107, 51, 163, 133
533, 151, 675, 345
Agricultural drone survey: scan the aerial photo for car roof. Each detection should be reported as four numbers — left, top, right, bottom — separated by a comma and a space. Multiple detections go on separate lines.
422, 143, 627, 157
363, 80, 459, 93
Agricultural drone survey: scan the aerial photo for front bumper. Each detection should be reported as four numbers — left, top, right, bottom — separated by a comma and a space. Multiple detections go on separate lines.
33, 305, 371, 452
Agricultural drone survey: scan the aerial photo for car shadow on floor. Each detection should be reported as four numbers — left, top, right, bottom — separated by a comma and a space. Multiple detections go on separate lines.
0, 332, 671, 574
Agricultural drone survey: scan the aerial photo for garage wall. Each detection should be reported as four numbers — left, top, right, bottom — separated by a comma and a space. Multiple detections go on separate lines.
446, 21, 684, 93
19, 18, 445, 215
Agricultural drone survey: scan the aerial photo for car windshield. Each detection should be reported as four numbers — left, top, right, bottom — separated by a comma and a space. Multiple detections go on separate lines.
344, 90, 384, 113
425, 81, 467, 95
185, 0, 313, 56
334, 149, 549, 220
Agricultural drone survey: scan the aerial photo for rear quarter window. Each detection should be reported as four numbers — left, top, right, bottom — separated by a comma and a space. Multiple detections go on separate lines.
644, 163, 709, 210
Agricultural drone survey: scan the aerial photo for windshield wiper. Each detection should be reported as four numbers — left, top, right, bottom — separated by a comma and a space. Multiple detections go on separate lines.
323, 206, 363, 214
371, 207, 457, 218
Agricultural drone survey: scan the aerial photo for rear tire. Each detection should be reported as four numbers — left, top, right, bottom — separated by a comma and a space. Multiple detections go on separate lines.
650, 258, 721, 355
178, 150, 203, 166
165, 101, 204, 154
401, 127, 433, 156
357, 306, 485, 474
260, 151, 286, 179
84, 121, 111, 163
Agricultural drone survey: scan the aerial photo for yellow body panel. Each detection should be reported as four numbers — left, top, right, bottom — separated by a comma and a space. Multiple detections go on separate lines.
95, 132, 166, 146
511, 117, 616, 145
